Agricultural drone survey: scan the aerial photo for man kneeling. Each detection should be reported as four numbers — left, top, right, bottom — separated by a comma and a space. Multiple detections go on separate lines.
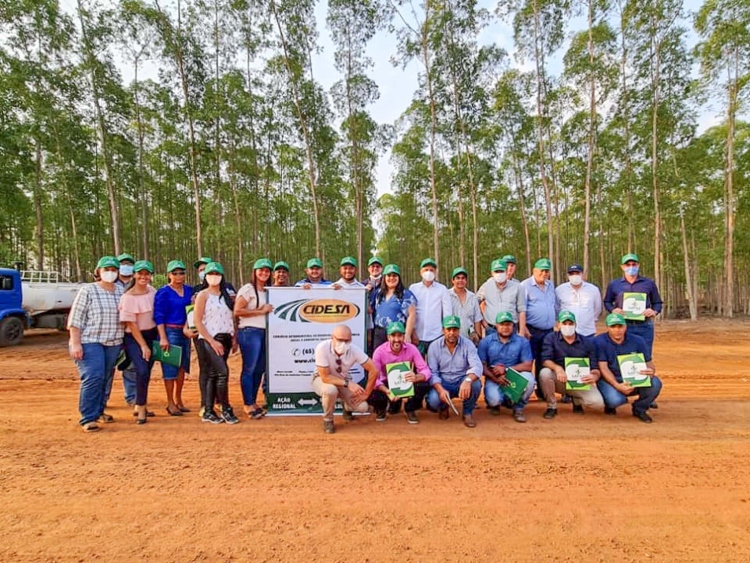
539, 311, 604, 419
312, 325, 379, 434
426, 316, 483, 427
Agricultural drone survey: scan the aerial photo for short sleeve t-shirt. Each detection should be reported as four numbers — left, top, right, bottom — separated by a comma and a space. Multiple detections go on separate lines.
237, 283, 268, 329
314, 340, 369, 381
119, 286, 157, 332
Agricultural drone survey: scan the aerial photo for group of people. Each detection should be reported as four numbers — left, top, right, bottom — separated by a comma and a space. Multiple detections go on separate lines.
68, 251, 664, 434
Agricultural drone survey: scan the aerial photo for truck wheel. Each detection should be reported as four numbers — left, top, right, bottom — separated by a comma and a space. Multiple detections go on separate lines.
0, 317, 24, 347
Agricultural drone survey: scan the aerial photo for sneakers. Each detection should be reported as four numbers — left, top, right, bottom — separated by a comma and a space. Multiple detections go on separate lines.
198, 406, 206, 418
97, 413, 114, 423
604, 406, 617, 415
375, 410, 387, 422
572, 404, 584, 414
342, 410, 354, 421
202, 410, 223, 424
543, 408, 557, 419
221, 407, 240, 425
405, 411, 419, 424
513, 409, 526, 423
82, 421, 100, 433
632, 410, 653, 423
323, 419, 335, 434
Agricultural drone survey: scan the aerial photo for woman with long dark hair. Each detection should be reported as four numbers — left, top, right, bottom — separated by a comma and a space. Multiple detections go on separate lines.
193, 262, 239, 424
372, 264, 417, 349
119, 260, 157, 424
234, 258, 274, 419
155, 260, 193, 415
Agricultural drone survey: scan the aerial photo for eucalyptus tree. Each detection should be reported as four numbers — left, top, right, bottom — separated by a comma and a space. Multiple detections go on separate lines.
695, 0, 750, 317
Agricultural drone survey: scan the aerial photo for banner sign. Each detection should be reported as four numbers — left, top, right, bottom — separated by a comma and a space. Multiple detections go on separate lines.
265, 287, 367, 415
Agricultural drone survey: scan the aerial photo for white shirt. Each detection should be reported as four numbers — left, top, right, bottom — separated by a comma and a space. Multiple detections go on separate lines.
555, 281, 602, 337
448, 288, 483, 336
333, 278, 365, 288
409, 280, 452, 342
237, 283, 268, 330
314, 339, 369, 381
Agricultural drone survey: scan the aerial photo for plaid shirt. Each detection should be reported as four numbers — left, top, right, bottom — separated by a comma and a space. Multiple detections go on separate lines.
67, 283, 124, 346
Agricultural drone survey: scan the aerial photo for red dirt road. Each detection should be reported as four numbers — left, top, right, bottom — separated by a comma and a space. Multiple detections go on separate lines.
1, 320, 749, 562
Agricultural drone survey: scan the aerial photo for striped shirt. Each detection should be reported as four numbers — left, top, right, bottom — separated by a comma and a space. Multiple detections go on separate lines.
67, 283, 124, 346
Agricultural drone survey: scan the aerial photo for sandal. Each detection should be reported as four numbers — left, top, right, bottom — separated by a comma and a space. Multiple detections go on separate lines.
82, 421, 101, 433
132, 410, 155, 417
177, 405, 191, 413
166, 406, 183, 417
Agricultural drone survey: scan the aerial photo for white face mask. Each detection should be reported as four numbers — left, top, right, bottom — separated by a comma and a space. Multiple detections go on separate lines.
119, 264, 134, 276
198, 271, 206, 282
560, 325, 577, 337
421, 271, 435, 283
334, 341, 350, 355
205, 274, 222, 287
568, 274, 582, 286
493, 272, 507, 284
100, 270, 118, 283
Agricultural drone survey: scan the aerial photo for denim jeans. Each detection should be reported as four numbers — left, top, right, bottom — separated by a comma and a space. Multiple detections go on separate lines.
124, 329, 157, 406
75, 343, 121, 425
597, 376, 662, 413
427, 379, 482, 415
160, 327, 191, 380
238, 327, 266, 406
626, 321, 655, 358
121, 367, 137, 404
484, 371, 535, 409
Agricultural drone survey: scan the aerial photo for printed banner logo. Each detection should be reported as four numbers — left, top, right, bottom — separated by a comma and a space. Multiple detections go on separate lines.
275, 299, 360, 323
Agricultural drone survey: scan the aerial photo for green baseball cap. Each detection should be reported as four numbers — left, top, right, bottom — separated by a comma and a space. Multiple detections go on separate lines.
133, 260, 154, 274
368, 257, 383, 266
495, 311, 514, 324
442, 315, 461, 329
306, 258, 323, 269
167, 260, 186, 273
451, 267, 468, 279
621, 253, 640, 265
558, 310, 576, 323
253, 258, 273, 270
193, 256, 212, 269
383, 264, 401, 276
386, 321, 406, 335
97, 256, 120, 269
491, 259, 507, 272
117, 253, 135, 264
340, 256, 357, 267
534, 258, 552, 270
273, 261, 290, 272
420, 258, 437, 269
204, 262, 224, 276
501, 254, 517, 264
606, 313, 626, 326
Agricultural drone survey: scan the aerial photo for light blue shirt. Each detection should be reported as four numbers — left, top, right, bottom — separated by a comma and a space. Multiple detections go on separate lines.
520, 276, 559, 330
427, 335, 483, 386
555, 281, 602, 337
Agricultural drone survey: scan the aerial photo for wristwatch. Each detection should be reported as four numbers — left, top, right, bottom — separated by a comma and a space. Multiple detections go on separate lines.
464, 376, 473, 383
343, 379, 349, 387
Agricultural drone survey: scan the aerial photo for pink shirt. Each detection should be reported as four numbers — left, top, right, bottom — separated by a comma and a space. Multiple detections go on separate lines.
372, 342, 431, 387
119, 286, 157, 332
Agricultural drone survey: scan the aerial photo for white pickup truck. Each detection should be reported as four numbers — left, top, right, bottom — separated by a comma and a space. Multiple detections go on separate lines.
0, 268, 84, 346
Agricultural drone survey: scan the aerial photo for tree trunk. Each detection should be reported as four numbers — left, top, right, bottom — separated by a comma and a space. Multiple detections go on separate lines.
422, 0, 440, 266
723, 59, 736, 318
134, 59, 149, 260
34, 140, 44, 269
583, 0, 596, 274
650, 13, 662, 298
679, 208, 697, 320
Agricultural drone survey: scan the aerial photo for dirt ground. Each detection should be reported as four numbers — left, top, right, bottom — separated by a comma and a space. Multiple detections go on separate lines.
0, 320, 749, 562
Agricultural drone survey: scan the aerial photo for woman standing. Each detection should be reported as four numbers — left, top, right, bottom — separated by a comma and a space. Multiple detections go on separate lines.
373, 264, 418, 349
68, 256, 124, 433
193, 262, 240, 425
119, 260, 157, 424
155, 260, 193, 415
235, 258, 274, 419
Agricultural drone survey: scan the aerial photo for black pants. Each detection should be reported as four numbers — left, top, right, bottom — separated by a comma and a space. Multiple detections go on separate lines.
124, 328, 158, 406
370, 382, 430, 414
195, 334, 232, 411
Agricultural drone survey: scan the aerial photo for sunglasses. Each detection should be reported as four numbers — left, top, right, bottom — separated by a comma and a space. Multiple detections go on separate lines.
335, 357, 342, 374
172, 271, 186, 275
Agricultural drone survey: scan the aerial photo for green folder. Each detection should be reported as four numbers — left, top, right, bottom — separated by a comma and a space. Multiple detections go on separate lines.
386, 361, 415, 399
617, 352, 652, 388
502, 368, 529, 404
152, 341, 182, 367
565, 357, 591, 391
622, 292, 647, 321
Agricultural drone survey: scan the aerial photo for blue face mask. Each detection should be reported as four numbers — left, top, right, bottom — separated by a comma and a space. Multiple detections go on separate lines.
624, 266, 639, 276
120, 264, 134, 276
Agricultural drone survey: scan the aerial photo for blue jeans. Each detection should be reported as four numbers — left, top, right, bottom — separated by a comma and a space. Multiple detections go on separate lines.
597, 376, 662, 414
121, 367, 137, 404
124, 329, 157, 406
626, 321, 655, 358
484, 371, 535, 409
238, 328, 266, 406
427, 379, 482, 415
160, 327, 191, 380
75, 343, 121, 425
